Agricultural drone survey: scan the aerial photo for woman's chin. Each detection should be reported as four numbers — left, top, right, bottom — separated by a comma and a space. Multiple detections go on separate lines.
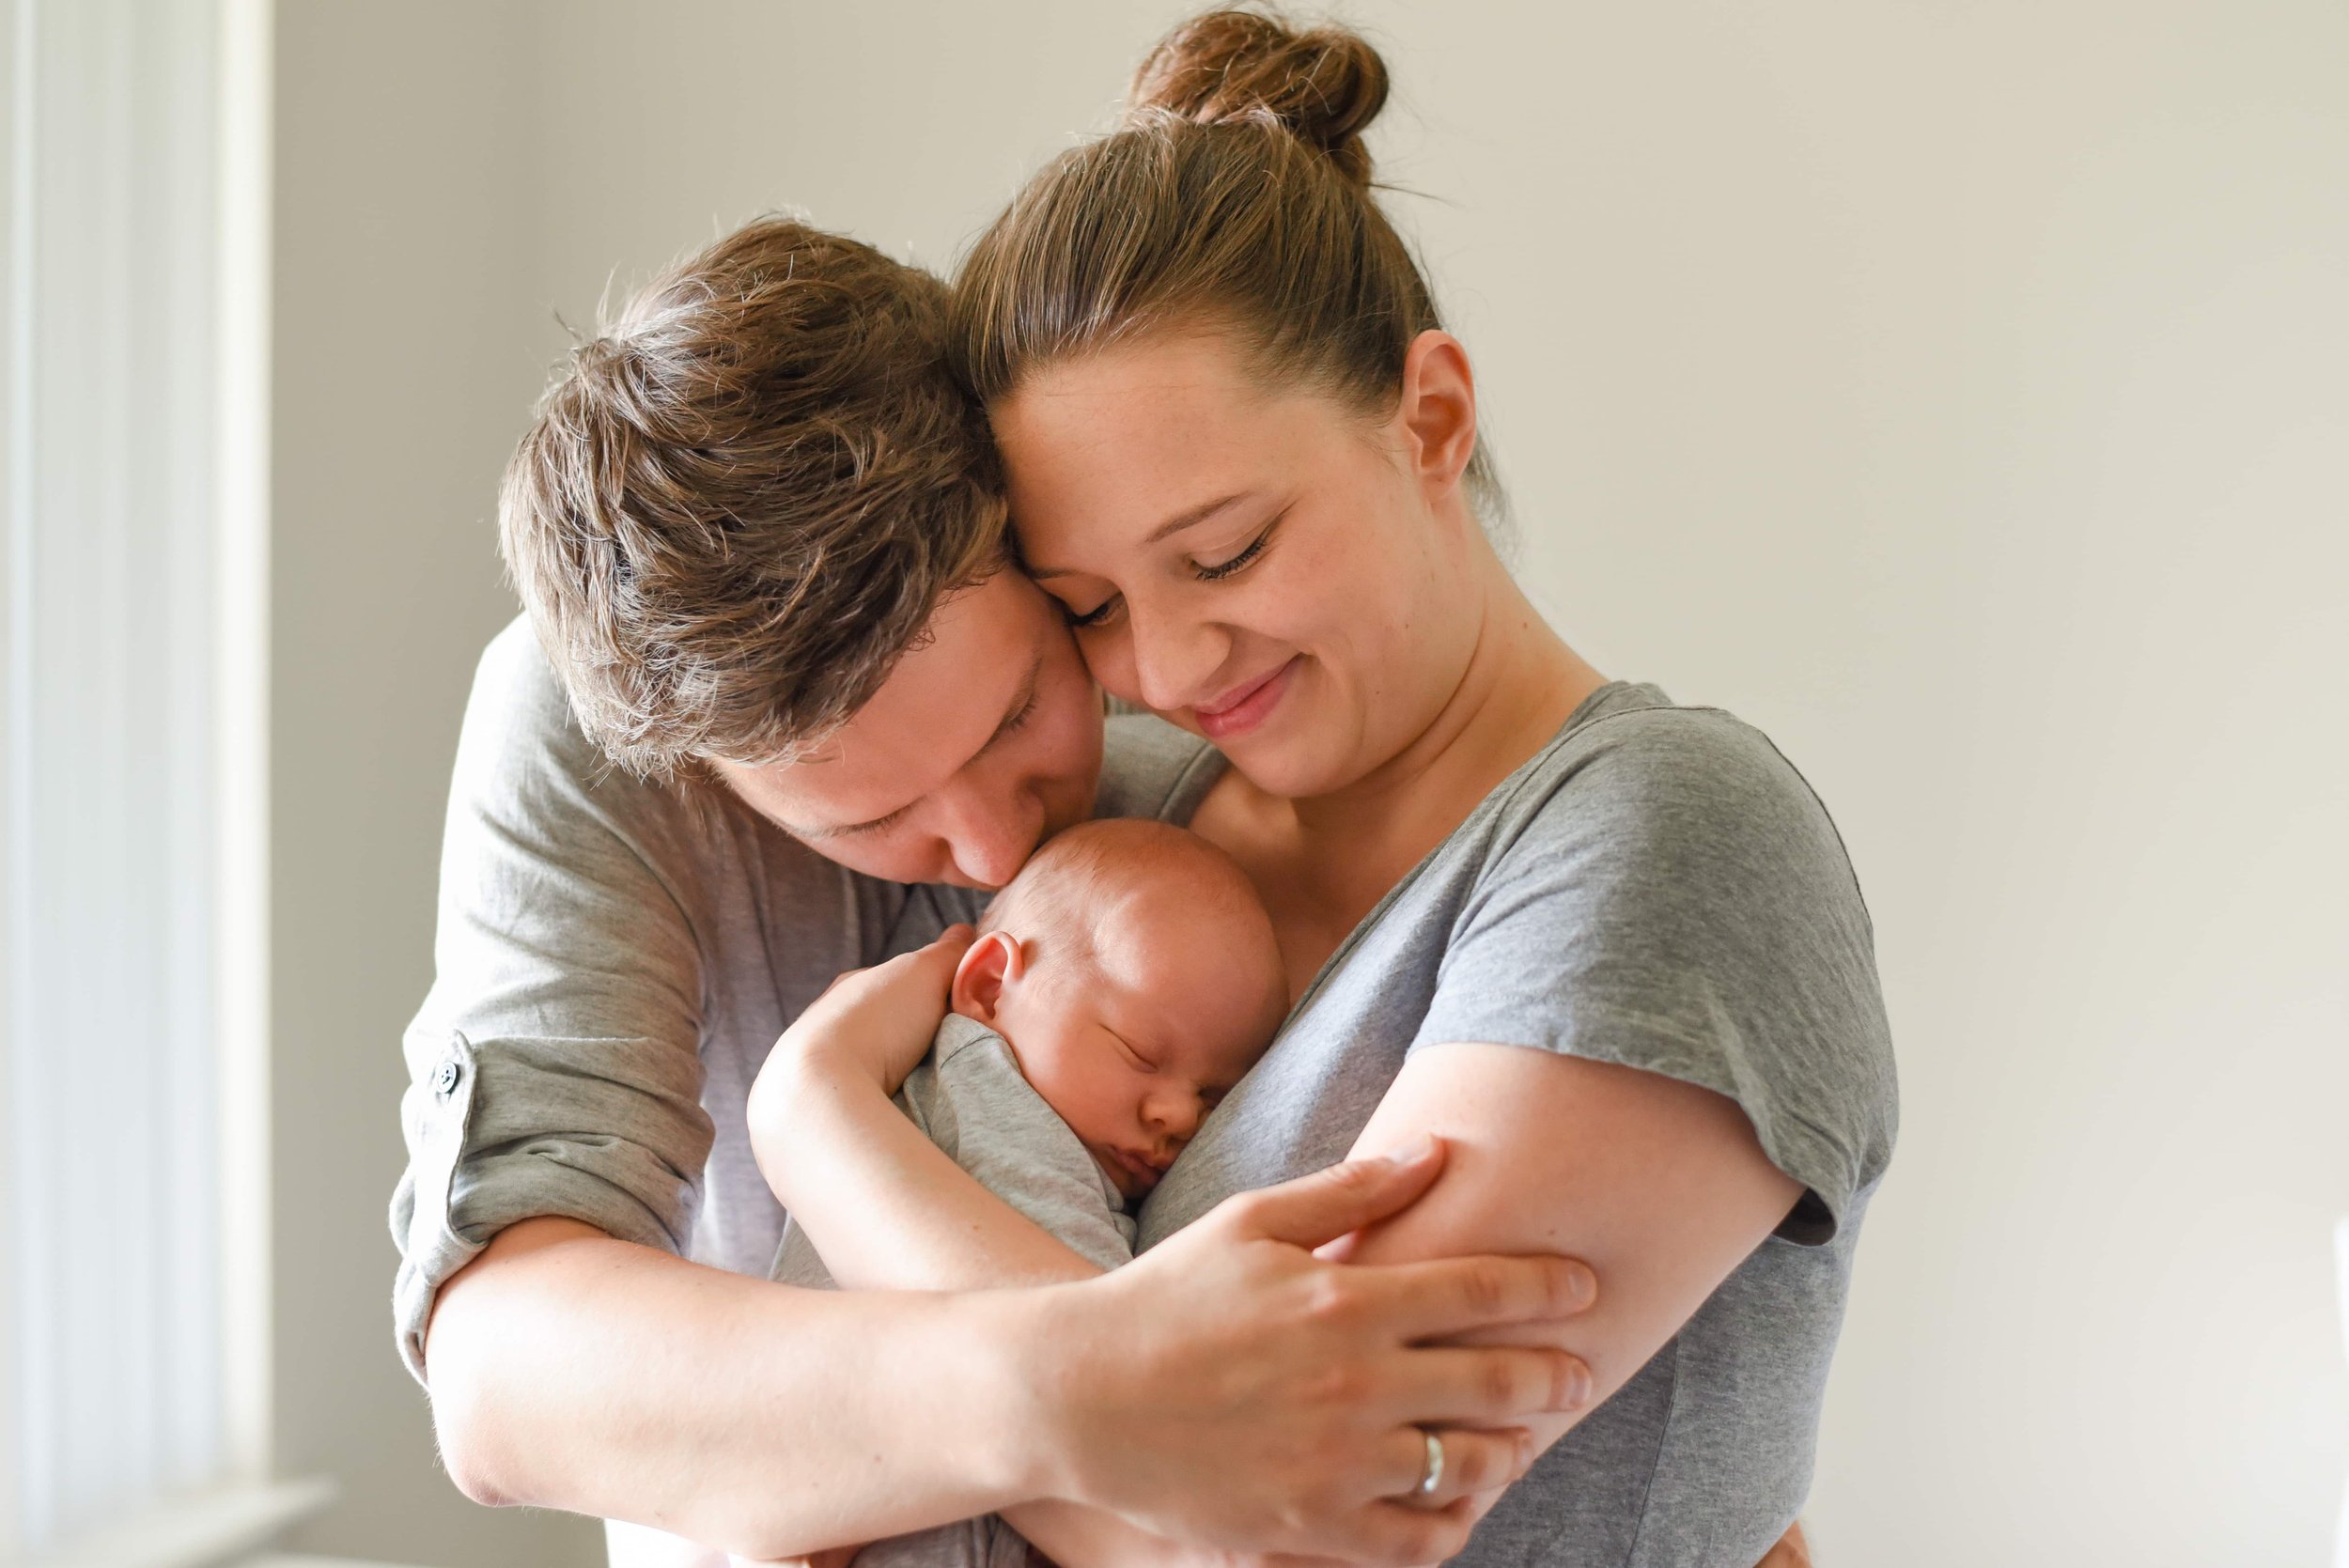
1217, 734, 1363, 800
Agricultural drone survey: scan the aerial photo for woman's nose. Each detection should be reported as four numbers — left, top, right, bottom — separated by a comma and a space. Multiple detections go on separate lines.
1126, 598, 1229, 715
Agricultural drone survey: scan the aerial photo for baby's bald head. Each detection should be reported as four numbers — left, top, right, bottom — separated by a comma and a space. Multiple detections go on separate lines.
981, 818, 1273, 990
957, 819, 1289, 1193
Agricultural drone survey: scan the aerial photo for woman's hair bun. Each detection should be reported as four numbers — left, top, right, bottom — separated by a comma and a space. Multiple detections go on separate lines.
1128, 8, 1390, 188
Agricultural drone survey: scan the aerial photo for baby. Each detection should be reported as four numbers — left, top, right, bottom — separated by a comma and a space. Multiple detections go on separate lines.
737, 818, 1289, 1568
771, 815, 1289, 1286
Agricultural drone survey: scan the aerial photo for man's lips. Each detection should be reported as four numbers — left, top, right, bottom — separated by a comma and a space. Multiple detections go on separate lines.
1192, 657, 1299, 741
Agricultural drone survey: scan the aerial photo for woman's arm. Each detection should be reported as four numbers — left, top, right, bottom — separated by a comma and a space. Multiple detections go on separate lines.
1327, 1042, 1804, 1522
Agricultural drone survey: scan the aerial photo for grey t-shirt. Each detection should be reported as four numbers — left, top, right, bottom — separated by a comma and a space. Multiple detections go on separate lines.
1135, 680, 1897, 1568
770, 1011, 1135, 1288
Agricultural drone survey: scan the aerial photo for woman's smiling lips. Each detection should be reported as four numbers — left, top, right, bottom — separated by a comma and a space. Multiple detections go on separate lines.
1193, 657, 1299, 741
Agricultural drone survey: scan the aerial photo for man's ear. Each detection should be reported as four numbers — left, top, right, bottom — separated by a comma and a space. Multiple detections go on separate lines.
951, 931, 1024, 1023
1397, 329, 1478, 498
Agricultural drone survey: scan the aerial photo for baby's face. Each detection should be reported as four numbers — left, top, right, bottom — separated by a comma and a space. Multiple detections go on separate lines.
959, 875, 1286, 1200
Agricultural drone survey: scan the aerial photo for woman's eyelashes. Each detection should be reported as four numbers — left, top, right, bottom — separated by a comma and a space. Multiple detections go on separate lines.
1061, 515, 1283, 628
1190, 515, 1282, 582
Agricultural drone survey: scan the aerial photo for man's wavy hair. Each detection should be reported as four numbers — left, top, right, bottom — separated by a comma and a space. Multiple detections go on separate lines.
501, 217, 1006, 784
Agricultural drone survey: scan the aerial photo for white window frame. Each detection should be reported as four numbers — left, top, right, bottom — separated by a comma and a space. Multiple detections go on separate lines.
1, 1, 341, 1564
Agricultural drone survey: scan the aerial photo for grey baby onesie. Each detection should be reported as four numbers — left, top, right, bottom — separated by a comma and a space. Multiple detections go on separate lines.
770, 1011, 1136, 1288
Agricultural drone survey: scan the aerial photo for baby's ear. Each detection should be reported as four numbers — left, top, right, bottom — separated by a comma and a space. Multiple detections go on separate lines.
950, 931, 1024, 1023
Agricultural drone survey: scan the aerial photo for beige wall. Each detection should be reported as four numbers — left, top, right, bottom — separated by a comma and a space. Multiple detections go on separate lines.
270, 3, 599, 1563
269, 3, 2349, 1565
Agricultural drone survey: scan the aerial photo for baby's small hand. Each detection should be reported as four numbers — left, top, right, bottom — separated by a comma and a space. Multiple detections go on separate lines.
781, 927, 974, 1090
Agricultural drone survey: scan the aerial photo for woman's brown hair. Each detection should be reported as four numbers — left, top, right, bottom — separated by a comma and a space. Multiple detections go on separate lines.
952, 7, 1500, 517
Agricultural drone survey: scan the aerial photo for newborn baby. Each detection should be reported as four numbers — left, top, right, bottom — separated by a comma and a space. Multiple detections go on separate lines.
759, 818, 1288, 1568
771, 815, 1289, 1287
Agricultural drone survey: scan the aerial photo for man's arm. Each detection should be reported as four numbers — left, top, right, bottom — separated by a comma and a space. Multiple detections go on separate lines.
425, 1219, 1046, 1558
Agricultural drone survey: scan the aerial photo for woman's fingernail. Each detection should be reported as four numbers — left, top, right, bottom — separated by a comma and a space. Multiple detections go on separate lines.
1564, 1262, 1597, 1308
1384, 1133, 1438, 1165
1564, 1361, 1593, 1409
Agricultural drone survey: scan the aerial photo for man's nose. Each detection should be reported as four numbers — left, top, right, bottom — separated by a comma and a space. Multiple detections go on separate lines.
939, 783, 1042, 890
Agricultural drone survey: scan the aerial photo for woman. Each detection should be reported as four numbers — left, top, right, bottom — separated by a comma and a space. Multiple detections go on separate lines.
754, 9, 1893, 1566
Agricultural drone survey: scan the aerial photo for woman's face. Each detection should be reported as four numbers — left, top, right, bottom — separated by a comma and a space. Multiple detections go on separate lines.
994, 331, 1483, 800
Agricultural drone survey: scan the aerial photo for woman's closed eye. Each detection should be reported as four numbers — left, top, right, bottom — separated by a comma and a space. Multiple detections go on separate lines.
1190, 515, 1281, 582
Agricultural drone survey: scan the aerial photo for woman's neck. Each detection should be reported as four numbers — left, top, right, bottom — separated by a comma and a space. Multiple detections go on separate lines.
1292, 563, 1602, 857
1195, 548, 1609, 996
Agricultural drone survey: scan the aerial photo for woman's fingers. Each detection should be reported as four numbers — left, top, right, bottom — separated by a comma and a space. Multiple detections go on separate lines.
1386, 1344, 1593, 1425
1354, 1250, 1597, 1343
1384, 1424, 1533, 1508
1220, 1135, 1448, 1249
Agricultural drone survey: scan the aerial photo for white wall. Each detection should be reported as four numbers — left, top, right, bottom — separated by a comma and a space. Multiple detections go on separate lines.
270, 3, 600, 1563
268, 4, 2348, 1565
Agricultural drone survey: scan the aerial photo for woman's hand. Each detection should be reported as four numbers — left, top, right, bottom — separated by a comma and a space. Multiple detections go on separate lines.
1007, 1137, 1597, 1568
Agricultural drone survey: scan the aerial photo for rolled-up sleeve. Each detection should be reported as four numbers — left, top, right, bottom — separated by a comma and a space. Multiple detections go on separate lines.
390, 622, 713, 1384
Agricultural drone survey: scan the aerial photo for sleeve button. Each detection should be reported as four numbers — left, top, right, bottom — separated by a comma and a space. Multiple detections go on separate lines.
432, 1059, 462, 1096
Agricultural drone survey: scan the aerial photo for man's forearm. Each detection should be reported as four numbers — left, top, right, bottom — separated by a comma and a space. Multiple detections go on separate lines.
425, 1218, 1046, 1559
756, 1065, 1238, 1568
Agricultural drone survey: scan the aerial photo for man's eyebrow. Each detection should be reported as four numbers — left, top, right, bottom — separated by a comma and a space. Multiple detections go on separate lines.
971, 646, 1045, 761
1025, 490, 1252, 581
784, 648, 1042, 842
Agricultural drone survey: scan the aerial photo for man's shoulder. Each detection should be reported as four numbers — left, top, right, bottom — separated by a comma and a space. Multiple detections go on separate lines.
467, 614, 585, 753
455, 615, 679, 830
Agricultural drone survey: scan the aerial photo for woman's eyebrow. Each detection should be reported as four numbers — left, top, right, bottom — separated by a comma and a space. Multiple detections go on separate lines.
1143, 489, 1252, 545
1024, 489, 1253, 579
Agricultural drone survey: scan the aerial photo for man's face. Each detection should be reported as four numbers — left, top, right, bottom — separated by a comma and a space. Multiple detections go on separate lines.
712, 571, 1103, 890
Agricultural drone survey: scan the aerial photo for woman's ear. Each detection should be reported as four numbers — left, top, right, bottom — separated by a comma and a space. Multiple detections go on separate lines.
951, 931, 1024, 1023
1396, 330, 1477, 498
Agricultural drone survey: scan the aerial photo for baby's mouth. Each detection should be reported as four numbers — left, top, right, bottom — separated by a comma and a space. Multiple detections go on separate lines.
1105, 1146, 1163, 1192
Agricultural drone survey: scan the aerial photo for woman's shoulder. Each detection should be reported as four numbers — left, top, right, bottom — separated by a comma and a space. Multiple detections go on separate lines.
1486, 683, 1863, 906
1422, 681, 1897, 1240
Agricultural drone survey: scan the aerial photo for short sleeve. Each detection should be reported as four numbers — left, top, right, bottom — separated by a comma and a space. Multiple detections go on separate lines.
389, 622, 716, 1383
1411, 709, 1897, 1241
